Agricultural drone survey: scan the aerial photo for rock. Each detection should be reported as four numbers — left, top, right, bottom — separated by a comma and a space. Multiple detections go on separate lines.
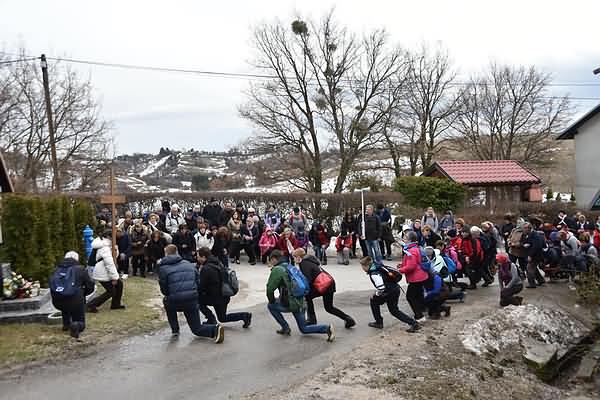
523, 339, 559, 370
575, 343, 600, 382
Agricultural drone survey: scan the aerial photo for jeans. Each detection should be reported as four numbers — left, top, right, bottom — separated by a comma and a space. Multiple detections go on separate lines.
87, 280, 123, 310
370, 287, 416, 326
306, 290, 351, 324
164, 299, 216, 338
199, 300, 249, 325
406, 281, 425, 320
336, 249, 350, 264
54, 301, 86, 333
267, 301, 328, 334
366, 240, 383, 264
314, 246, 327, 264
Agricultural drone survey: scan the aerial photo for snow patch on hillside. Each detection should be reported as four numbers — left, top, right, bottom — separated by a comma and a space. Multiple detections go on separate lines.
139, 155, 171, 177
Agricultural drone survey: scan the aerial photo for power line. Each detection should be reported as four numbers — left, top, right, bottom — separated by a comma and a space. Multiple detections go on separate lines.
0, 57, 38, 65
4, 53, 600, 89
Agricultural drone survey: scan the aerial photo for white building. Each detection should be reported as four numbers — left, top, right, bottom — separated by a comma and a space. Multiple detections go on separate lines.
557, 104, 600, 209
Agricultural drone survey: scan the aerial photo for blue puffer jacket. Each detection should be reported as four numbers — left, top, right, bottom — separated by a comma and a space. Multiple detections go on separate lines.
158, 254, 201, 304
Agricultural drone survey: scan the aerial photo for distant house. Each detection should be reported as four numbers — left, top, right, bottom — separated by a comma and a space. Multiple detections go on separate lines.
557, 103, 600, 210
422, 160, 542, 210
0, 151, 13, 193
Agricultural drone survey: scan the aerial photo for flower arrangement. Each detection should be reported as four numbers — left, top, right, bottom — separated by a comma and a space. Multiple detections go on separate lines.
2, 271, 32, 300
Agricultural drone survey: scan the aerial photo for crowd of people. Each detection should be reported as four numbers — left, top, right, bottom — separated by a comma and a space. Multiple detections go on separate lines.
48, 200, 598, 342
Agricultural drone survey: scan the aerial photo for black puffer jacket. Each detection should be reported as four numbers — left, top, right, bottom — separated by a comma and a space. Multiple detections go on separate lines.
299, 255, 336, 297
199, 255, 226, 305
359, 214, 382, 241
158, 255, 200, 304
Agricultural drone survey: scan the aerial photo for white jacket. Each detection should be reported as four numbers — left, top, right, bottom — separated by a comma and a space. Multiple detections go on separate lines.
194, 231, 214, 250
91, 237, 119, 282
431, 249, 451, 283
165, 212, 185, 234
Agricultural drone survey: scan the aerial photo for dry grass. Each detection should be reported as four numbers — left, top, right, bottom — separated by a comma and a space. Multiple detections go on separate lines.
0, 277, 164, 370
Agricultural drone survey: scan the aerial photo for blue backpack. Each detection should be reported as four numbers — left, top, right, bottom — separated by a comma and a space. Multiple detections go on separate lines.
441, 254, 457, 274
418, 248, 432, 273
50, 266, 79, 298
285, 264, 310, 298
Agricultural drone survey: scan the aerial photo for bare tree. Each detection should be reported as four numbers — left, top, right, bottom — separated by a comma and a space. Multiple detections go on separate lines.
0, 51, 112, 191
240, 12, 406, 192
453, 64, 572, 166
402, 45, 460, 170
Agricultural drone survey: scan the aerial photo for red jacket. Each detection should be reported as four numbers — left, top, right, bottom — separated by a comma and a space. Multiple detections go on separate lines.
399, 244, 429, 283
450, 237, 463, 254
462, 238, 483, 265
335, 236, 352, 252
594, 230, 600, 249
277, 235, 298, 256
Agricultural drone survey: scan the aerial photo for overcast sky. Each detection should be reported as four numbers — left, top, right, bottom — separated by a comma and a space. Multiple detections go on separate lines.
1, 0, 599, 155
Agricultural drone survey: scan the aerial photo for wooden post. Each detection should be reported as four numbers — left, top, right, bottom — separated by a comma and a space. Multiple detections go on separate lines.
100, 166, 126, 262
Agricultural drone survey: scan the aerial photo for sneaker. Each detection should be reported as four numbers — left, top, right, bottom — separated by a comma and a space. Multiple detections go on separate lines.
416, 316, 427, 324
214, 325, 225, 344
276, 328, 291, 336
443, 306, 451, 317
386, 255, 393, 261
69, 322, 80, 339
406, 323, 421, 333
368, 321, 384, 329
235, 259, 240, 265
327, 325, 336, 342
243, 313, 252, 329
482, 282, 491, 287
344, 317, 356, 329
171, 332, 180, 338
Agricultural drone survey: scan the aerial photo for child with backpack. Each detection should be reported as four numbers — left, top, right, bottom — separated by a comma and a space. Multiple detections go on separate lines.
265, 250, 335, 341
360, 256, 420, 333
399, 231, 429, 322
50, 251, 95, 339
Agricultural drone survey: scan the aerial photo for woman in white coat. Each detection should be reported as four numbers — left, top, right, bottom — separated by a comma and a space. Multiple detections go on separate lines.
87, 230, 125, 313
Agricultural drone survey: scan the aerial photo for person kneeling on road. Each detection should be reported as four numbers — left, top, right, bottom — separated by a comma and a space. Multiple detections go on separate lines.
360, 256, 421, 333
496, 253, 523, 307
196, 247, 252, 328
159, 244, 224, 343
292, 248, 356, 328
423, 273, 451, 319
266, 250, 335, 341
50, 251, 95, 339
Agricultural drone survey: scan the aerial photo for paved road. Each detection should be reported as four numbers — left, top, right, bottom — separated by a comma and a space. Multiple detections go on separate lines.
1, 290, 413, 400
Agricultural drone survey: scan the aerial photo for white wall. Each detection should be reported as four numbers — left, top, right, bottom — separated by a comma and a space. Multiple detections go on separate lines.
574, 112, 600, 208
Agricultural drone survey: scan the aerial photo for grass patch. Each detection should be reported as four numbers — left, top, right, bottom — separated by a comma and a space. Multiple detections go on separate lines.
0, 277, 164, 369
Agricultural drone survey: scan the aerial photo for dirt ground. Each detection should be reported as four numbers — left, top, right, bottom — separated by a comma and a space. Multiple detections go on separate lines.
251, 283, 599, 400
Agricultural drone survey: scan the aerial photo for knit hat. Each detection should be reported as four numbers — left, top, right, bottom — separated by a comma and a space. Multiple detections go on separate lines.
495, 253, 510, 265
447, 229, 457, 238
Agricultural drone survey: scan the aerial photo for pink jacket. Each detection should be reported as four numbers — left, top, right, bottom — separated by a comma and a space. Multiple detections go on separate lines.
444, 245, 462, 271
259, 230, 278, 256
399, 244, 429, 283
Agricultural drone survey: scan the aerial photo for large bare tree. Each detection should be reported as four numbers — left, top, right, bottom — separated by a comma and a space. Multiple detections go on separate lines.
453, 64, 572, 165
402, 45, 460, 171
0, 50, 112, 191
240, 12, 406, 192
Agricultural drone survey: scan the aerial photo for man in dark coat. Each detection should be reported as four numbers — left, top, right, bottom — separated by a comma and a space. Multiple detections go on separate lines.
522, 222, 547, 289
292, 248, 355, 328
50, 251, 95, 339
196, 247, 252, 328
358, 205, 382, 264
159, 245, 223, 342
201, 198, 222, 228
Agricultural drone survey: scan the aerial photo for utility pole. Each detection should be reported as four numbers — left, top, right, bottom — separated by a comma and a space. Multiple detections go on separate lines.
40, 54, 60, 191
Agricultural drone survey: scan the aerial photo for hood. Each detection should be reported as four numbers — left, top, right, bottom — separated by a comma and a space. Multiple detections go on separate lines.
92, 237, 111, 250
160, 254, 183, 266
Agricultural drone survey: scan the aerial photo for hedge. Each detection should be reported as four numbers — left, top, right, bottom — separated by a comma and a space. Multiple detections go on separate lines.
394, 176, 466, 212
0, 194, 96, 286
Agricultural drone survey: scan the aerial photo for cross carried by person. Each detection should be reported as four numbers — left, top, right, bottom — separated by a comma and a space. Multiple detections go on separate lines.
100, 166, 126, 261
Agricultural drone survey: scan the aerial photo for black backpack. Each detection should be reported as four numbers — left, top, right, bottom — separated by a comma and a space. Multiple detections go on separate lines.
376, 264, 403, 283
214, 262, 239, 297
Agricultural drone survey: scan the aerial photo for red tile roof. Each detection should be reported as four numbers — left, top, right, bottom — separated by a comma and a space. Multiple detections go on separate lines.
423, 160, 541, 186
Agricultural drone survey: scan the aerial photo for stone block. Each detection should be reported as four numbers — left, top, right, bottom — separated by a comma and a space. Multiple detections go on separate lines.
0, 289, 50, 313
